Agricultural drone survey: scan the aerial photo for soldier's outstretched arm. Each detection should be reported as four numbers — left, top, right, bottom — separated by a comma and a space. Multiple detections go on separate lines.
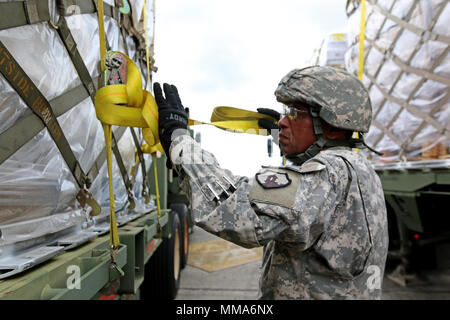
168, 133, 337, 249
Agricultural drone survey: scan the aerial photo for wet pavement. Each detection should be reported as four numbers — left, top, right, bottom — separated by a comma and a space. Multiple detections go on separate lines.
176, 226, 450, 300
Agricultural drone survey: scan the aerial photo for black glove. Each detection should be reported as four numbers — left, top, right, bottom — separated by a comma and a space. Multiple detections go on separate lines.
257, 108, 280, 145
154, 82, 188, 159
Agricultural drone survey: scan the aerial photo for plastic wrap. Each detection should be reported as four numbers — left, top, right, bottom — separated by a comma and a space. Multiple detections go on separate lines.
345, 0, 449, 163
0, 22, 81, 134
131, 0, 146, 28
318, 33, 348, 68
0, 1, 157, 259
128, 0, 156, 91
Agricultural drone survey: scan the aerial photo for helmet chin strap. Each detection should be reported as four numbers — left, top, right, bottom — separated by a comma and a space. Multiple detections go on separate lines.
285, 107, 383, 166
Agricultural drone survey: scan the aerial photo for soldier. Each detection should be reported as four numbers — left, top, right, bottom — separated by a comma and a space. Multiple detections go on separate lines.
154, 66, 389, 299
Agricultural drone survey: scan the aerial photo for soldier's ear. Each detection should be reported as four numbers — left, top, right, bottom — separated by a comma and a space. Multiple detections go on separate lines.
321, 120, 352, 140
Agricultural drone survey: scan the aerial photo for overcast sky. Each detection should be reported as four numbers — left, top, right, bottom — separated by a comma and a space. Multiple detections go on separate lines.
152, 0, 349, 176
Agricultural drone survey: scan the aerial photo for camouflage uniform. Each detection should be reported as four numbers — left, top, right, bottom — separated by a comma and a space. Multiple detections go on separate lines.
169, 135, 388, 299
167, 66, 388, 299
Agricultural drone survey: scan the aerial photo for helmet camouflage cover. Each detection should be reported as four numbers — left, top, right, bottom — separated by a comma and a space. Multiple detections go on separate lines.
274, 66, 372, 133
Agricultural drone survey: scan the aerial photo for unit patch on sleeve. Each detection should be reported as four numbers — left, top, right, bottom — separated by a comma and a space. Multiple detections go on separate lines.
255, 169, 292, 189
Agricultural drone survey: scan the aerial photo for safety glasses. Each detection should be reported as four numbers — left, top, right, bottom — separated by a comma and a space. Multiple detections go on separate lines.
282, 106, 310, 120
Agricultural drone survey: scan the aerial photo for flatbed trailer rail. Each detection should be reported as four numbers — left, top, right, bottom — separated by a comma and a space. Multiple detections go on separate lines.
0, 209, 170, 300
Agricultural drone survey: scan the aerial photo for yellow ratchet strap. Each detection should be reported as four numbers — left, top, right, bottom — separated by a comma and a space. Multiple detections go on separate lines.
97, 0, 120, 249
357, 0, 366, 81
354, 0, 367, 152
94, 52, 164, 225
188, 106, 276, 136
96, 2, 277, 240
96, 0, 162, 249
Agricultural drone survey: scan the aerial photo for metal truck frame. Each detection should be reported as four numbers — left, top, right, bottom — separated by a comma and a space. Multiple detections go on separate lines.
344, 0, 450, 276
375, 160, 450, 272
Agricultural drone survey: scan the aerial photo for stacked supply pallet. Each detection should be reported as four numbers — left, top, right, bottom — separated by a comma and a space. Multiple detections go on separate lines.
345, 0, 449, 163
0, 0, 157, 278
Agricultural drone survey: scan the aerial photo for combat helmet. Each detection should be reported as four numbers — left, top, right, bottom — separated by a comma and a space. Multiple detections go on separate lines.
274, 65, 380, 164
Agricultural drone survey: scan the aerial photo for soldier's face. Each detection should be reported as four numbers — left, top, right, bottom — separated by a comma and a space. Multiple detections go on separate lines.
278, 103, 317, 156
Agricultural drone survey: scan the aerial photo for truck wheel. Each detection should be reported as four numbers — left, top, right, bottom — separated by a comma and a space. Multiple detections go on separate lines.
170, 203, 190, 269
386, 204, 401, 269
141, 213, 182, 300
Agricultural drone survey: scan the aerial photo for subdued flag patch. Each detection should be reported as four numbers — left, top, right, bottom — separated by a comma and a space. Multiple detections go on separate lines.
187, 239, 263, 272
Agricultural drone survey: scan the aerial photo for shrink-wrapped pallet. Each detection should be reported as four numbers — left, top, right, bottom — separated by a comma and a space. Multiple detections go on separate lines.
0, 0, 157, 269
310, 33, 348, 69
319, 33, 348, 68
345, 0, 449, 162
